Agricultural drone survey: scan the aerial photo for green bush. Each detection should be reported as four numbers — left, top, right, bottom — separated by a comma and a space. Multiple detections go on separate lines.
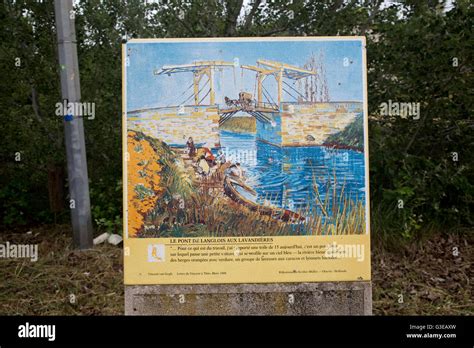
0, 1, 471, 240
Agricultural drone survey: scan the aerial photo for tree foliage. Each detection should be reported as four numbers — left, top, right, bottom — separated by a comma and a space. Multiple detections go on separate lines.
0, 0, 472, 238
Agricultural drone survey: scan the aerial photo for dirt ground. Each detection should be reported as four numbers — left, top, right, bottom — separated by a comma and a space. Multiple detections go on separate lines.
0, 225, 123, 315
372, 230, 473, 315
0, 224, 471, 315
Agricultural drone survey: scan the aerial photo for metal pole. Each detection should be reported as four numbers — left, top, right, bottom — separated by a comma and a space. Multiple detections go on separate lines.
54, 0, 93, 249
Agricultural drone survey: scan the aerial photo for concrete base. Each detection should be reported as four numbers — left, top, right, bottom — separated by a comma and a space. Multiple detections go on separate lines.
125, 282, 372, 315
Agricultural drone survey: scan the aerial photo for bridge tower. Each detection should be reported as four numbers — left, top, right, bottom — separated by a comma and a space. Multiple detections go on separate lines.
154, 61, 235, 105
241, 59, 316, 107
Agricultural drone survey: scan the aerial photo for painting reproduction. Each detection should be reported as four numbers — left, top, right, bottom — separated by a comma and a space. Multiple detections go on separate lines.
123, 37, 370, 284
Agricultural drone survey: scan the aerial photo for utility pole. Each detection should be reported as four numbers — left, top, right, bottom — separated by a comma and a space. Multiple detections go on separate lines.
54, 0, 93, 249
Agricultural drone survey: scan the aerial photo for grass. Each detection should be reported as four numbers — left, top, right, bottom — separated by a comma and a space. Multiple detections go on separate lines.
139, 157, 365, 237
304, 169, 365, 235
219, 116, 256, 133
371, 229, 473, 315
323, 113, 363, 151
140, 168, 292, 237
0, 225, 123, 315
0, 224, 470, 315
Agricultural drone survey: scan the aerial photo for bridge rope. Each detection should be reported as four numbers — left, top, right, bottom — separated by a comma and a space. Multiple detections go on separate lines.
166, 82, 194, 107
198, 88, 211, 105
219, 110, 238, 125
178, 78, 209, 106
282, 87, 299, 101
250, 111, 271, 124
246, 111, 262, 123
262, 84, 278, 108
179, 92, 195, 106
283, 80, 307, 101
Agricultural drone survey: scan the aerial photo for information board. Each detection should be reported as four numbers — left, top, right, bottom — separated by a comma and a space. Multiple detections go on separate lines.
123, 37, 370, 284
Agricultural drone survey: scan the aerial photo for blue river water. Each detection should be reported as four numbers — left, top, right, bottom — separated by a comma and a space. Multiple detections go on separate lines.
218, 130, 366, 216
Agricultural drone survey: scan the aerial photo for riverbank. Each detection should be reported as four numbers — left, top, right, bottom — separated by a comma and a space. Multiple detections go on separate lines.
219, 116, 256, 134
323, 114, 364, 151
127, 129, 367, 237
321, 141, 364, 152
130, 132, 295, 238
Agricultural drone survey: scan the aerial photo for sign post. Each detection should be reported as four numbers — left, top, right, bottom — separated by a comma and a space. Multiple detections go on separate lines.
54, 0, 93, 249
123, 37, 372, 315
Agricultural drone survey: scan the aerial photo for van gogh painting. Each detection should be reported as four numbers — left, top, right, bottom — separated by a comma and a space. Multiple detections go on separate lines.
125, 38, 369, 239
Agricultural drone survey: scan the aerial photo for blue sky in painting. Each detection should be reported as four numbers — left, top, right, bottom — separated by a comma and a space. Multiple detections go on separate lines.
126, 39, 364, 111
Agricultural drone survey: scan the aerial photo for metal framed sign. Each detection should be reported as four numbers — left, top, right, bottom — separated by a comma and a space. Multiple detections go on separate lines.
123, 37, 370, 284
